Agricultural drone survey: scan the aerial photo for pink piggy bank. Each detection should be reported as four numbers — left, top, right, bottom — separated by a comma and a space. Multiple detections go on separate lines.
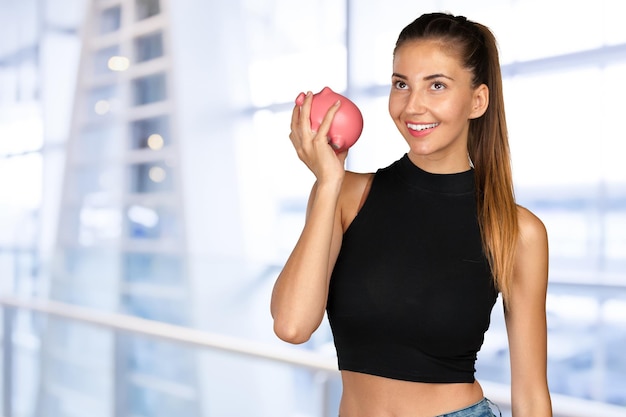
295, 87, 364, 153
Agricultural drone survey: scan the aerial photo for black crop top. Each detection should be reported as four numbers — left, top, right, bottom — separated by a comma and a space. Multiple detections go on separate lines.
326, 154, 498, 383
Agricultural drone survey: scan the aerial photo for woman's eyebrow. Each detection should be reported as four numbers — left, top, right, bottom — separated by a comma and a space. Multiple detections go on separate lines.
392, 72, 455, 81
424, 73, 455, 81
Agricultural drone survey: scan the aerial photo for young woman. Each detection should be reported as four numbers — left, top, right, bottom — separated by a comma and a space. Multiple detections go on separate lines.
271, 12, 552, 417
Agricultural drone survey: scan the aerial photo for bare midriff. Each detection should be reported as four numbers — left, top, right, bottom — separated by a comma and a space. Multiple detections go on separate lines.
338, 371, 485, 417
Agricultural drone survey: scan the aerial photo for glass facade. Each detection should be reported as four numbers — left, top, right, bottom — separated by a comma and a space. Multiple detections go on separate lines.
99, 6, 121, 34
1, 0, 625, 416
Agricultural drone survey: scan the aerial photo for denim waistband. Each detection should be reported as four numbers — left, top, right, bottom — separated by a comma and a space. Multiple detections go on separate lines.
337, 397, 502, 417
437, 397, 501, 417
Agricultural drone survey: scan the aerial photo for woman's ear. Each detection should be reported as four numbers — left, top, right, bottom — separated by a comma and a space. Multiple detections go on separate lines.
469, 84, 489, 119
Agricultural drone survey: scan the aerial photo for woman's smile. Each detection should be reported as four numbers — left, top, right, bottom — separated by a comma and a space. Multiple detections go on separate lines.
407, 122, 440, 137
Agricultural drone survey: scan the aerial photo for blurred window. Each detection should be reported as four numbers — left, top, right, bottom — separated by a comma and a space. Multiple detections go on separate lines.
136, 0, 160, 20
130, 115, 170, 150
135, 32, 164, 63
99, 6, 121, 34
132, 73, 167, 105
93, 45, 121, 75
128, 161, 173, 194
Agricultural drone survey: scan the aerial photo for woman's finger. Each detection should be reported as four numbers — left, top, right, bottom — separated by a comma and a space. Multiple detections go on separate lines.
289, 104, 301, 148
312, 100, 341, 148
298, 91, 313, 131
290, 100, 300, 131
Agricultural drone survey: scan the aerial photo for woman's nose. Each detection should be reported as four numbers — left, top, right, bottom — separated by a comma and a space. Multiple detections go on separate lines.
405, 92, 427, 114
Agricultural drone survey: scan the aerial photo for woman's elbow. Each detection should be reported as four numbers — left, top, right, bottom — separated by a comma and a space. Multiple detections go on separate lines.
273, 319, 313, 345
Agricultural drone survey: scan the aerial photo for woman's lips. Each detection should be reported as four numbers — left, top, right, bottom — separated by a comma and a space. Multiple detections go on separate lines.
407, 122, 439, 137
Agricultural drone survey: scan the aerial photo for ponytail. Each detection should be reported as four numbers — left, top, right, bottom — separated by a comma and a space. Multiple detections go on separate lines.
395, 13, 519, 300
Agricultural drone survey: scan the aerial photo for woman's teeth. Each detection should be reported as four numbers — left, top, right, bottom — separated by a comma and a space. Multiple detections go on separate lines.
408, 122, 439, 131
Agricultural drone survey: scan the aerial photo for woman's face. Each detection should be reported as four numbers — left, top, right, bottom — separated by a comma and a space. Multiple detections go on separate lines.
388, 39, 487, 172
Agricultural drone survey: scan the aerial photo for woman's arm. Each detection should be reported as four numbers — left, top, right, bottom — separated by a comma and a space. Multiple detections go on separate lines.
270, 180, 345, 344
270, 92, 346, 344
504, 206, 553, 417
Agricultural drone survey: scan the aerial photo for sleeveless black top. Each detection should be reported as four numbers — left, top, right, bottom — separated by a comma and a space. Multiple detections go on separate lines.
326, 154, 498, 383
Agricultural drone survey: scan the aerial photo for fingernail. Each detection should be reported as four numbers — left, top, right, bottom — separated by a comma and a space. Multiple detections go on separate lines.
334, 100, 341, 106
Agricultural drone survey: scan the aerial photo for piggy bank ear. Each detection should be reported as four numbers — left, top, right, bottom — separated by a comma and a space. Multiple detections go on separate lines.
295, 92, 306, 106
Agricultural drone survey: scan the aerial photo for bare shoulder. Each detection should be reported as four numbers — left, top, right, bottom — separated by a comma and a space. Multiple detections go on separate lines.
511, 205, 549, 295
343, 170, 374, 192
516, 205, 548, 247
341, 171, 375, 202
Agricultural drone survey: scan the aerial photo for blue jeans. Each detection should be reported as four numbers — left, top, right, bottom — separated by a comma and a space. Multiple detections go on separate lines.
437, 398, 501, 417
337, 398, 502, 417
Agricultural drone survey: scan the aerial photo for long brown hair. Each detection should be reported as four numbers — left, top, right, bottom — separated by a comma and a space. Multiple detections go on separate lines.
393, 13, 518, 300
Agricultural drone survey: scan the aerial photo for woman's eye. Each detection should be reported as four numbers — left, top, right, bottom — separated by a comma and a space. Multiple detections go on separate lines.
431, 82, 446, 91
394, 80, 408, 89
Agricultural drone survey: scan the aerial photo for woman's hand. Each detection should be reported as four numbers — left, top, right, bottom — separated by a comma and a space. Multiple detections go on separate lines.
289, 91, 348, 184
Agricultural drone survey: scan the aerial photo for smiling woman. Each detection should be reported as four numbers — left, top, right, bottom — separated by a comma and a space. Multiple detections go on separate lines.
388, 41, 489, 172
1, 1, 626, 416
271, 12, 551, 417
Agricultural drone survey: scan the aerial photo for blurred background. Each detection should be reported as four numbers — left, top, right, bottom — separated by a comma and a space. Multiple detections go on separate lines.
0, 0, 625, 416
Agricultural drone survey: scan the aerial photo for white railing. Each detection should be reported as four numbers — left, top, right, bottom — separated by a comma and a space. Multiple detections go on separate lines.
1, 295, 625, 417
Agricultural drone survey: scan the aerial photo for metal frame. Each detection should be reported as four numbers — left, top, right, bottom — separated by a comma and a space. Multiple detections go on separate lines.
2, 295, 626, 417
